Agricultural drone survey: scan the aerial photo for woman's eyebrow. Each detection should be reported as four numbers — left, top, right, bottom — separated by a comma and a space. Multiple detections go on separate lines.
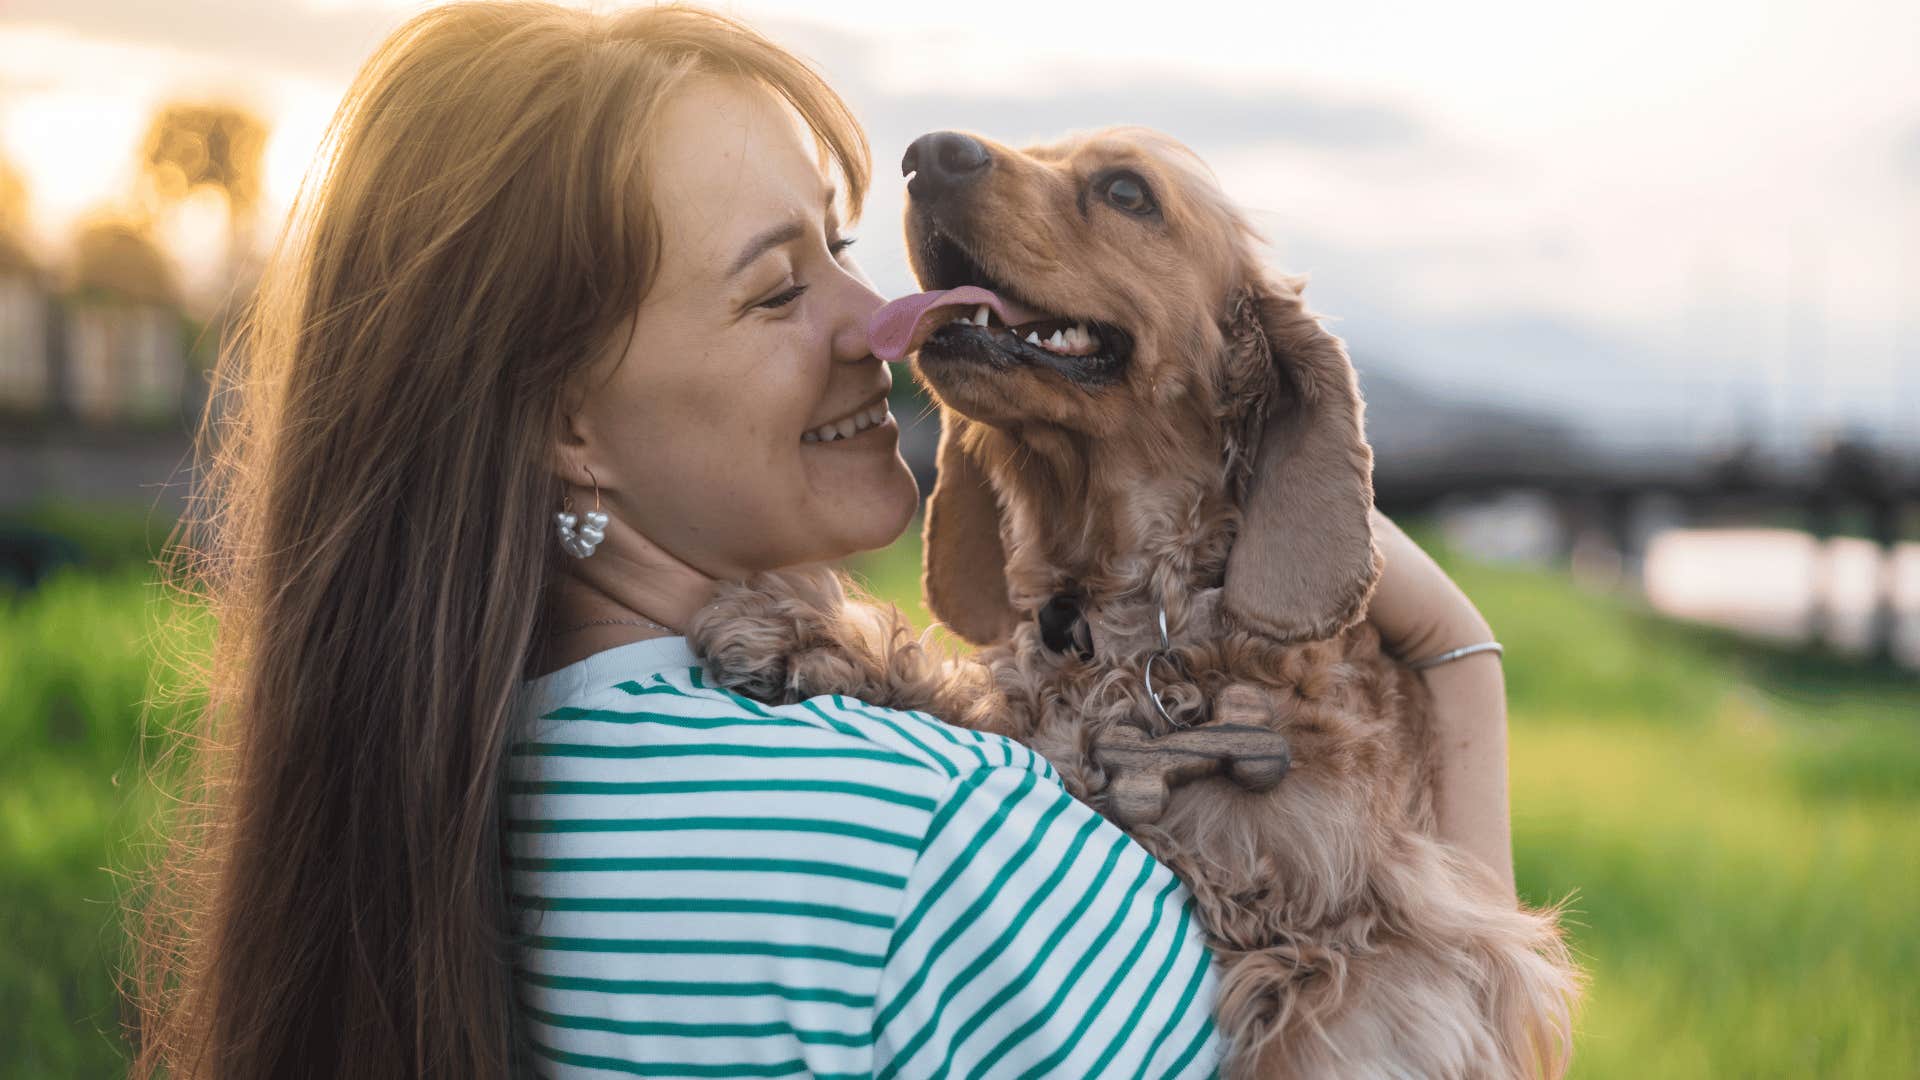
727, 220, 804, 280
726, 189, 839, 281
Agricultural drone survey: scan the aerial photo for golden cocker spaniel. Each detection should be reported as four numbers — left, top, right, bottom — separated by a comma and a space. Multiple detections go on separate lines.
690, 127, 1581, 1079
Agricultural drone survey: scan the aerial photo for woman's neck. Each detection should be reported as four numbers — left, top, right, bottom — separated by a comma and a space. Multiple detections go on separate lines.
531, 529, 721, 677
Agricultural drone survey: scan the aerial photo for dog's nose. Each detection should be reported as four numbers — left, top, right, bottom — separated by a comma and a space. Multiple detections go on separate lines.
902, 131, 990, 201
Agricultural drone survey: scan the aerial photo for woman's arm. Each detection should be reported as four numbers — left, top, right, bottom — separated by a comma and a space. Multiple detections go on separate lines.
1364, 510, 1516, 897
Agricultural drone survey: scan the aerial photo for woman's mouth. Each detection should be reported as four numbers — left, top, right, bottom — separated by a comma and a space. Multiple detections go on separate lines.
801, 397, 894, 444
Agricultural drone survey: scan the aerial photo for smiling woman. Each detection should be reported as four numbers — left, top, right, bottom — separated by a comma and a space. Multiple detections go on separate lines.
537, 72, 918, 640
130, 3, 1225, 1079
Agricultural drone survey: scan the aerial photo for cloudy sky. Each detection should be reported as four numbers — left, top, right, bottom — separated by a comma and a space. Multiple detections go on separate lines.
2, 0, 1915, 457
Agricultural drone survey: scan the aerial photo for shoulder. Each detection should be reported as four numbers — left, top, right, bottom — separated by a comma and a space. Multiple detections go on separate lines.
506, 659, 1068, 898
506, 652, 1220, 1076
517, 660, 1058, 789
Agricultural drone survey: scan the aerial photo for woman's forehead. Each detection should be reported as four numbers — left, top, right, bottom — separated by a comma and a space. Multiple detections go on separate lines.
650, 76, 836, 282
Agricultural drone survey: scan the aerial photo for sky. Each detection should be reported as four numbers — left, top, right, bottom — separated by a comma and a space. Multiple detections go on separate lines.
1, 0, 1915, 459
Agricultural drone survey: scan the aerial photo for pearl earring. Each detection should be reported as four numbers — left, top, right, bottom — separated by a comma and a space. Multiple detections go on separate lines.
555, 467, 610, 559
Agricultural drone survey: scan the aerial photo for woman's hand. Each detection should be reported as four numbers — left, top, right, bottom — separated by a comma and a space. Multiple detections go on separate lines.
1366, 510, 1517, 897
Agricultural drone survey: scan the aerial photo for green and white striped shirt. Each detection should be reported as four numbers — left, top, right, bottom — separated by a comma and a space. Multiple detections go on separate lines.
508, 636, 1221, 1079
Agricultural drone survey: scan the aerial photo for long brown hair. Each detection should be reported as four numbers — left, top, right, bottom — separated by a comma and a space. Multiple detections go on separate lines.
130, 5, 867, 1076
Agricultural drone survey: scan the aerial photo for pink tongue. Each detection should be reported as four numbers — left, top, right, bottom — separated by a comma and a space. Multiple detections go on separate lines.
868, 286, 1047, 362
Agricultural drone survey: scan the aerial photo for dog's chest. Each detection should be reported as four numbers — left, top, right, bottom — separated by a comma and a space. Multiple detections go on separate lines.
999, 611, 1432, 789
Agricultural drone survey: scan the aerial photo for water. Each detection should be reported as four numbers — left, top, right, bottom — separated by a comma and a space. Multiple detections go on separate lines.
1436, 496, 1920, 669
1641, 528, 1920, 668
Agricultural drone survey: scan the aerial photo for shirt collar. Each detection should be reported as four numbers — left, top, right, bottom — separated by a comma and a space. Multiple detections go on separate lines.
515, 635, 698, 719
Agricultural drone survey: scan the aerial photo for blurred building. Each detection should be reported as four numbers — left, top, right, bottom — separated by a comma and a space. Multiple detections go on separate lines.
63, 220, 187, 426
0, 220, 196, 516
0, 229, 50, 412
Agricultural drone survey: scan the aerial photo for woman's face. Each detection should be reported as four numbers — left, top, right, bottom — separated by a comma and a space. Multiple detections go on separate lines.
565, 76, 917, 579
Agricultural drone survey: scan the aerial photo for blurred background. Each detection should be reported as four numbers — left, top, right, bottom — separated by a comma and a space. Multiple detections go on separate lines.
1, 1, 1914, 1075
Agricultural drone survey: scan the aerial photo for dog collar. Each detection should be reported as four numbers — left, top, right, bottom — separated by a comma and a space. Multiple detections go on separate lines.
1038, 593, 1191, 729
1037, 592, 1095, 661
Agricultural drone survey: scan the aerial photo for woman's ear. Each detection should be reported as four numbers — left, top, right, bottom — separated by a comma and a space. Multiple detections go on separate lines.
1221, 274, 1381, 643
551, 406, 593, 489
922, 409, 1017, 646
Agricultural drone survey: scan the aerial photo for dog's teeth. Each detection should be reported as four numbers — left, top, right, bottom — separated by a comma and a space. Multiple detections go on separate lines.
1047, 330, 1066, 350
1025, 331, 1041, 345
973, 305, 990, 326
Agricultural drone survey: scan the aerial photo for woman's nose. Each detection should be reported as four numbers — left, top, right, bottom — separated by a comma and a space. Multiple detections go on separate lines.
830, 268, 888, 364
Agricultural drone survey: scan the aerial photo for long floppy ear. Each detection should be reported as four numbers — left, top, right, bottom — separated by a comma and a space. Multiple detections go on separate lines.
1221, 275, 1381, 643
922, 409, 1018, 646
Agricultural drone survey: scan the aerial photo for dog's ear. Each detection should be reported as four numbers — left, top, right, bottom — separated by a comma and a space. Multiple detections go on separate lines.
1221, 275, 1381, 643
922, 409, 1018, 646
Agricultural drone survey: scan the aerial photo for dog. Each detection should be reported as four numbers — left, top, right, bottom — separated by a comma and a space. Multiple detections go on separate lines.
689, 127, 1581, 1078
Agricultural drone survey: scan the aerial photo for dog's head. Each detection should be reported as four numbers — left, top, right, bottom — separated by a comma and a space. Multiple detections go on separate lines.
892, 127, 1379, 647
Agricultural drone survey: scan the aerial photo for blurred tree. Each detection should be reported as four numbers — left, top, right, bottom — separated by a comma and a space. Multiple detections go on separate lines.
0, 156, 33, 277
0, 155, 27, 239
137, 102, 268, 285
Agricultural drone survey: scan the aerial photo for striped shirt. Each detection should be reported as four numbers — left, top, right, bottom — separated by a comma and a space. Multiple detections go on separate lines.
507, 636, 1221, 1079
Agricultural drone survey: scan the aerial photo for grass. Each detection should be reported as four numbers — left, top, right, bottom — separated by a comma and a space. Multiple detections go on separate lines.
2, 567, 198, 1076
1438, 554, 1919, 1078
4, 514, 1916, 1076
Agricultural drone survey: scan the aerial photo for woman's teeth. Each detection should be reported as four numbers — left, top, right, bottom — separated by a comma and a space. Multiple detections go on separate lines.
801, 402, 891, 443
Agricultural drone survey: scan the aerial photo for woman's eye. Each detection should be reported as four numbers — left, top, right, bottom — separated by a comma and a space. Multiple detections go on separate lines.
756, 283, 809, 310
753, 237, 855, 311
1101, 173, 1156, 216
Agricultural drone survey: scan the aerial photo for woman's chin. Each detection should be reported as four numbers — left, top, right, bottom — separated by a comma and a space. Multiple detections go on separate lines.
827, 459, 920, 557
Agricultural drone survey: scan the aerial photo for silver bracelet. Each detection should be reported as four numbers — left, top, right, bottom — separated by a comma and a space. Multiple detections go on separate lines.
1407, 641, 1504, 671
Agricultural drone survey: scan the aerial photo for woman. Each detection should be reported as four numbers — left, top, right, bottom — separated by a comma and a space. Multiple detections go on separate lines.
135, 3, 1513, 1077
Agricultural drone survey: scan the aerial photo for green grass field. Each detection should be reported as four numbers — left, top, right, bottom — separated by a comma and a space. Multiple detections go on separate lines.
4, 513, 1916, 1076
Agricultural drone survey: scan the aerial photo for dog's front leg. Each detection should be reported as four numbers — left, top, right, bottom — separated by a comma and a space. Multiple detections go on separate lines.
689, 567, 896, 703
689, 568, 993, 721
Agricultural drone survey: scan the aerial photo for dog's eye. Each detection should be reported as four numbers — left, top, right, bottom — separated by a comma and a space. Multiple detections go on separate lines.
1099, 172, 1157, 216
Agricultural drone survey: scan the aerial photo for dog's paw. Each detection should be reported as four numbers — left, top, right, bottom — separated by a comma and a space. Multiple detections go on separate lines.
688, 568, 852, 704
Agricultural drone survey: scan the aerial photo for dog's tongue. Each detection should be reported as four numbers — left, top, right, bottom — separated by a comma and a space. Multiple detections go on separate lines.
869, 286, 991, 362
868, 286, 1046, 361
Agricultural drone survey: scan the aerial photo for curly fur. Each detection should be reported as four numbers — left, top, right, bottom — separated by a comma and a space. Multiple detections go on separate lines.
690, 127, 1581, 1078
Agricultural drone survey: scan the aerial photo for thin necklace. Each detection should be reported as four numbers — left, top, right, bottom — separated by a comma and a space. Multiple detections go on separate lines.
549, 613, 679, 638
